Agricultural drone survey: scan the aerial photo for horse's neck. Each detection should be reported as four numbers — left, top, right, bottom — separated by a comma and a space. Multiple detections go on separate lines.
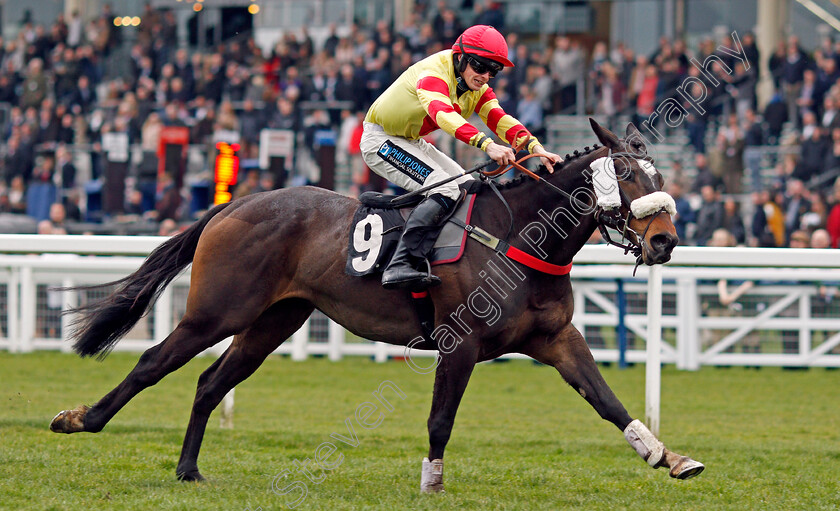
496, 149, 604, 266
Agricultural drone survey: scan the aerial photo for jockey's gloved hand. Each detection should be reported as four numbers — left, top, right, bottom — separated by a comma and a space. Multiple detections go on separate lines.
532, 145, 563, 172
485, 141, 515, 166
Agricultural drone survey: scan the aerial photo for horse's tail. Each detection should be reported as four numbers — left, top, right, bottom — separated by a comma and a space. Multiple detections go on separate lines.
69, 202, 232, 359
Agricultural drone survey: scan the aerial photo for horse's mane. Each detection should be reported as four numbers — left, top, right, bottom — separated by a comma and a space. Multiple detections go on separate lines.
491, 143, 602, 191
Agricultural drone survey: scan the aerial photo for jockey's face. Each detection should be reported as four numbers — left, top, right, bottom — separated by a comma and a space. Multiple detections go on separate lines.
461, 56, 501, 90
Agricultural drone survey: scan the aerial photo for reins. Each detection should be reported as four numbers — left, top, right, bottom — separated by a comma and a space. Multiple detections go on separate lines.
388, 134, 665, 275
488, 140, 665, 276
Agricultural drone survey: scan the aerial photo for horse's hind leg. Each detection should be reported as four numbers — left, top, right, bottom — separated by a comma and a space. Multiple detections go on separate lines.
50, 292, 263, 435
521, 324, 704, 480
175, 299, 314, 481
51, 314, 238, 434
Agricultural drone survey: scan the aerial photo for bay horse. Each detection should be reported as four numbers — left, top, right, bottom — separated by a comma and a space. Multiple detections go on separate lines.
50, 119, 704, 490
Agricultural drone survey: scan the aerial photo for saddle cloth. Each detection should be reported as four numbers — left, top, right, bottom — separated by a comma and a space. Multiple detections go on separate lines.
345, 193, 477, 277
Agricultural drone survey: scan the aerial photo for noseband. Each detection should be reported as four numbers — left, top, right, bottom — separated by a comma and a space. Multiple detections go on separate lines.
591, 152, 676, 273
595, 200, 666, 272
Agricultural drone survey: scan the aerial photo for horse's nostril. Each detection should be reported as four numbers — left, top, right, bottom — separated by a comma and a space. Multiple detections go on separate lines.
650, 233, 677, 252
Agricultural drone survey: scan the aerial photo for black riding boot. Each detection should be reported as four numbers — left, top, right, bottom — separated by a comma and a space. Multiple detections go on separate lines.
382, 194, 456, 290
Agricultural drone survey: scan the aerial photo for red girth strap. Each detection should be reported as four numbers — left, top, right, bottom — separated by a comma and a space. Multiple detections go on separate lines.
504, 244, 573, 275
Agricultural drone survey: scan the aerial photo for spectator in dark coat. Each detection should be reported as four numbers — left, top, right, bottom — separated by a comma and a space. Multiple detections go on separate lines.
66, 75, 97, 113
153, 172, 181, 222
795, 69, 824, 123
750, 190, 772, 246
55, 145, 76, 190
743, 108, 765, 191
763, 92, 789, 145
36, 108, 60, 146
824, 126, 840, 177
433, 7, 462, 47
0, 73, 19, 104
722, 197, 747, 244
783, 179, 812, 243
172, 48, 195, 97
795, 125, 830, 182
692, 153, 724, 194
782, 37, 810, 126
269, 97, 299, 131
20, 58, 49, 109
335, 63, 368, 113
473, 1, 505, 32
741, 32, 760, 71
56, 113, 76, 144
768, 40, 786, 90
239, 99, 264, 159
694, 184, 726, 246
667, 180, 694, 243
3, 136, 34, 184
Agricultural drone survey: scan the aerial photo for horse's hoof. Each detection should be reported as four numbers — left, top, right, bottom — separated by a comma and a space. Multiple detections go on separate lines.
177, 470, 206, 482
670, 457, 705, 480
50, 405, 89, 433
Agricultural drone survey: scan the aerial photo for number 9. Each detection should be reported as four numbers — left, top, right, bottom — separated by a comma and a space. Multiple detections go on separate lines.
351, 214, 384, 273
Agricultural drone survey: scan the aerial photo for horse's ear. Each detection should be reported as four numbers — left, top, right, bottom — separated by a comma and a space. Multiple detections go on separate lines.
589, 118, 619, 149
626, 123, 642, 139
625, 123, 648, 156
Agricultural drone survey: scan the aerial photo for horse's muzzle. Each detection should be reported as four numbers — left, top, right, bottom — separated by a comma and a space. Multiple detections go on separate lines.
645, 232, 679, 265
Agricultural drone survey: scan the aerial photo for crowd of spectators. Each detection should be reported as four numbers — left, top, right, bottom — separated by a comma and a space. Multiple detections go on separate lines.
0, 2, 839, 250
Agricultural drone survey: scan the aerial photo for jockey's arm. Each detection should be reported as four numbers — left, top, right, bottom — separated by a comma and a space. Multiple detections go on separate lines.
472, 88, 563, 171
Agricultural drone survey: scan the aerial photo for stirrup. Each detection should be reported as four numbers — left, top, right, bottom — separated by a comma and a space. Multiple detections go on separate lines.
417, 259, 442, 289
382, 259, 441, 290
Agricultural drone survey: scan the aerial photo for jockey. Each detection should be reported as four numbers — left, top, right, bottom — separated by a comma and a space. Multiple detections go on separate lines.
361, 24, 562, 290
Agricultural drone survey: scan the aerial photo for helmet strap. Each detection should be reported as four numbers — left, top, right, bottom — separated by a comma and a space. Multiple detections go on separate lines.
455, 75, 469, 97
453, 53, 469, 97
456, 38, 468, 74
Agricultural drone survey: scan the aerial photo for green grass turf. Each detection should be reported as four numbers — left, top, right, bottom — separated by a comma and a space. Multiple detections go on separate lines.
1, 352, 838, 510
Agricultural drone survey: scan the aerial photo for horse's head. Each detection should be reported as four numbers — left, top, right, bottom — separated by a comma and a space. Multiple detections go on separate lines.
588, 118, 679, 265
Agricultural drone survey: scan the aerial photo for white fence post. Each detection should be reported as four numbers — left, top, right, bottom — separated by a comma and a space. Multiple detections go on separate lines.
676, 277, 700, 370
291, 319, 310, 361
60, 278, 76, 353
800, 292, 810, 358
220, 389, 235, 429
8, 268, 20, 353
20, 266, 34, 353
154, 286, 173, 344
374, 341, 388, 363
328, 319, 343, 362
646, 265, 662, 436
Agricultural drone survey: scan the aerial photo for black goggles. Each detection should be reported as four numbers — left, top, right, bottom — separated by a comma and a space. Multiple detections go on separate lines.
467, 56, 503, 77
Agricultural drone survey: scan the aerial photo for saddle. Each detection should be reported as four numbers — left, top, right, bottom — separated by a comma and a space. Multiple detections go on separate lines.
345, 188, 478, 277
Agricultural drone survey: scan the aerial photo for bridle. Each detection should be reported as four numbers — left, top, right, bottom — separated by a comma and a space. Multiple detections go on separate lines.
594, 196, 667, 274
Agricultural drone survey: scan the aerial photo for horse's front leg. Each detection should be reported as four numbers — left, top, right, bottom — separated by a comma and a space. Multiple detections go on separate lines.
521, 324, 704, 480
422, 341, 480, 493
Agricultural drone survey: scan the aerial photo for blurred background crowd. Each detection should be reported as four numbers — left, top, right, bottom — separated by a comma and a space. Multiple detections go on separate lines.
0, 0, 838, 250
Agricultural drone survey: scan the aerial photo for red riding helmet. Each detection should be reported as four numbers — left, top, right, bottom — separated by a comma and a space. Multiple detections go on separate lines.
451, 25, 514, 68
